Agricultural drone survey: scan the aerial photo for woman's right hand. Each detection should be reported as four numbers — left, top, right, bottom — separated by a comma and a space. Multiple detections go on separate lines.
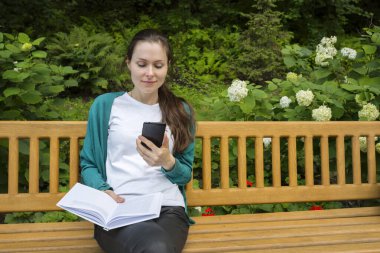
104, 190, 125, 203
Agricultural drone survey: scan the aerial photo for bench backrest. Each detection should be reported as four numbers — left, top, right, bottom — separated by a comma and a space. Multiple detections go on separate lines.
0, 121, 379, 212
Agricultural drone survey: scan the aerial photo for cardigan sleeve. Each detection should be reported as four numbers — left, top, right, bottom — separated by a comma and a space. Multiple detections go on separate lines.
80, 94, 117, 191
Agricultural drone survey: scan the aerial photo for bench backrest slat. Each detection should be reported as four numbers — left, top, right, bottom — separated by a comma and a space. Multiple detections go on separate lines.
0, 121, 379, 212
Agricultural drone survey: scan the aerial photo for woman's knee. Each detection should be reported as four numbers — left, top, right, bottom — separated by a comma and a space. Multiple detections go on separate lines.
141, 239, 175, 253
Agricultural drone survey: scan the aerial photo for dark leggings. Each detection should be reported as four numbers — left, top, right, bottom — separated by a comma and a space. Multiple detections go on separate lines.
94, 206, 189, 253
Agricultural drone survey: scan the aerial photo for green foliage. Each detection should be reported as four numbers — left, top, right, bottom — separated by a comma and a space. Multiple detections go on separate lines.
170, 27, 240, 89
0, 32, 78, 120
277, 0, 376, 45
46, 26, 128, 95
4, 211, 79, 224
232, 1, 293, 84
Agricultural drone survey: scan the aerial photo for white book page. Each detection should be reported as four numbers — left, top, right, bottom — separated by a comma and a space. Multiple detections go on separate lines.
57, 183, 117, 222
111, 193, 163, 218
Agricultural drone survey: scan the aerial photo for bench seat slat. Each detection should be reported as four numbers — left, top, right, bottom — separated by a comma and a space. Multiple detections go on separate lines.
226, 242, 380, 253
191, 206, 380, 224
183, 232, 380, 252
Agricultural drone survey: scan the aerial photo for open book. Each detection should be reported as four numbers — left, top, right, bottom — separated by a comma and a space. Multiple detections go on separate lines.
57, 183, 163, 230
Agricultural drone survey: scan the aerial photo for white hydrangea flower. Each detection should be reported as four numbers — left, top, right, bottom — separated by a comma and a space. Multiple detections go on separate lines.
359, 136, 379, 153
279, 96, 292, 108
13, 67, 22, 72
227, 79, 249, 102
315, 36, 337, 66
320, 36, 337, 45
286, 72, 300, 82
376, 143, 380, 154
340, 47, 357, 59
358, 103, 380, 121
296, 90, 314, 106
312, 105, 332, 121
263, 137, 272, 148
359, 137, 367, 152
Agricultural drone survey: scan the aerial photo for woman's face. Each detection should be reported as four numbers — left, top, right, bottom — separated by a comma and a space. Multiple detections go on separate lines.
127, 41, 168, 95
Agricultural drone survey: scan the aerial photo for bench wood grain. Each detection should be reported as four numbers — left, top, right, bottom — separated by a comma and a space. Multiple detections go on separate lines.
0, 121, 379, 252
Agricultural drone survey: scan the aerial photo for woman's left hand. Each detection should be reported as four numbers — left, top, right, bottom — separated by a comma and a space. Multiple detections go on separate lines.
136, 134, 175, 170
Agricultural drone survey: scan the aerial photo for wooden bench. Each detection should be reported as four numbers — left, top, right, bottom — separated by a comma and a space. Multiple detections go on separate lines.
0, 121, 379, 252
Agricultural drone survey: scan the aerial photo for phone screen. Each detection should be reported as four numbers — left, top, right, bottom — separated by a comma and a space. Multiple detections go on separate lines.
141, 122, 166, 149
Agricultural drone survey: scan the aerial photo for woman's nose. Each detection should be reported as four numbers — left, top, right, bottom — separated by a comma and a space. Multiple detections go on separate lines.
146, 65, 154, 77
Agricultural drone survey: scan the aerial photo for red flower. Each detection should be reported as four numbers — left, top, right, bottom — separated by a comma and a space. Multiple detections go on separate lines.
202, 207, 215, 216
247, 180, 254, 187
309, 205, 323, 210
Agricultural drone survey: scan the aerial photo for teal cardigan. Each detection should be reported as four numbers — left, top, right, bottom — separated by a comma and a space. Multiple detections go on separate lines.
80, 92, 195, 217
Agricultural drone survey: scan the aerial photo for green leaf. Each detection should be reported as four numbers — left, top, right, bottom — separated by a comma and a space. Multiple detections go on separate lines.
3, 87, 21, 97
340, 84, 362, 92
283, 56, 296, 68
1, 110, 21, 119
32, 37, 46, 46
64, 79, 78, 87
61, 66, 78, 75
251, 89, 268, 99
20, 90, 42, 104
5, 44, 21, 53
256, 204, 274, 212
47, 85, 65, 95
95, 78, 108, 89
0, 50, 12, 58
32, 51, 47, 58
2, 70, 30, 82
267, 83, 278, 91
0, 32, 3, 42
352, 66, 367, 75
18, 33, 30, 43
80, 72, 90, 79
362, 45, 377, 55
371, 33, 380, 45
359, 77, 380, 87
19, 139, 30, 155
313, 69, 331, 79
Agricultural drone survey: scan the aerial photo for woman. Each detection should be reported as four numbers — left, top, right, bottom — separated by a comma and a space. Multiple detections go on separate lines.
80, 28, 195, 253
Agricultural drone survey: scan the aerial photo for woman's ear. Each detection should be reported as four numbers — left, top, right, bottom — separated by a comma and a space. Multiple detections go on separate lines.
126, 59, 131, 70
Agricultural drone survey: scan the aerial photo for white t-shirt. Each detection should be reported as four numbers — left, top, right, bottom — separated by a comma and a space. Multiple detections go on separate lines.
105, 92, 185, 207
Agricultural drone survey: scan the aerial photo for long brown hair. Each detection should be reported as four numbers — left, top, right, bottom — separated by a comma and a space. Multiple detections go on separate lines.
126, 29, 195, 153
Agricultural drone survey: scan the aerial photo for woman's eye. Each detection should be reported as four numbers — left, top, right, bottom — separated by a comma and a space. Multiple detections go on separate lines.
137, 63, 146, 67
155, 64, 163, 69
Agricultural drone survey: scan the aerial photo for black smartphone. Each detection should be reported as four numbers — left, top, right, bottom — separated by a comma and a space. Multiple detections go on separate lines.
141, 122, 166, 150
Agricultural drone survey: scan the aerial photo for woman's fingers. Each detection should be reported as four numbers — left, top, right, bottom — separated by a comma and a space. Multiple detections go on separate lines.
104, 190, 125, 203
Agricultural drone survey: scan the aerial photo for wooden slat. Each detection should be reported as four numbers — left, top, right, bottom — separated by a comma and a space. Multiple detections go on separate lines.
183, 232, 380, 252
49, 137, 60, 193
288, 136, 297, 187
186, 184, 380, 206
367, 134, 376, 184
237, 136, 246, 188
320, 135, 330, 185
336, 135, 346, 185
237, 242, 380, 253
304, 136, 314, 186
202, 136, 212, 190
8, 137, 19, 194
220, 136, 229, 189
69, 137, 79, 188
271, 136, 281, 187
255, 137, 264, 188
29, 137, 39, 193
352, 136, 362, 184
